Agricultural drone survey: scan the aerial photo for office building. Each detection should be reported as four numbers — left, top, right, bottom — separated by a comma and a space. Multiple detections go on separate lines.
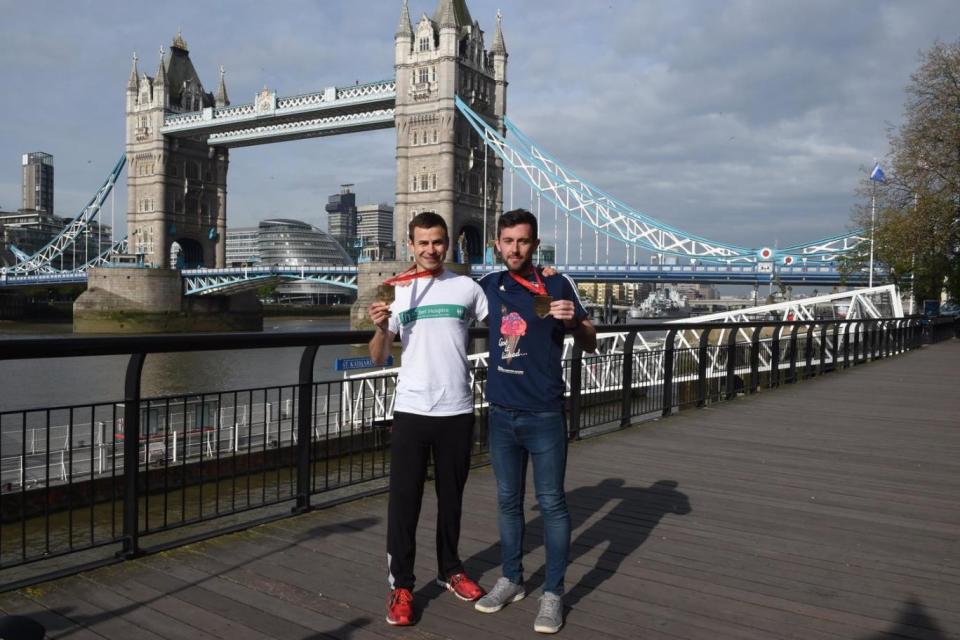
225, 227, 260, 266
325, 184, 358, 262
22, 152, 54, 213
357, 204, 393, 245
357, 203, 395, 262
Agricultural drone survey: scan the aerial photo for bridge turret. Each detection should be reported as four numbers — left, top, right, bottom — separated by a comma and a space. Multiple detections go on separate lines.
491, 11, 508, 118
215, 66, 229, 108
153, 47, 168, 109
126, 53, 139, 112
396, 0, 414, 40
434, 0, 464, 58
395, 0, 414, 65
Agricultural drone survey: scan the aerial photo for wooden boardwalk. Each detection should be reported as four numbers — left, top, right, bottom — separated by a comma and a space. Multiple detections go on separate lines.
2, 341, 958, 639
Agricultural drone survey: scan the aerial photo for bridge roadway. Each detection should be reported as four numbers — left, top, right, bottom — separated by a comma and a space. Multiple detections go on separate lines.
2, 340, 957, 639
1, 262, 869, 291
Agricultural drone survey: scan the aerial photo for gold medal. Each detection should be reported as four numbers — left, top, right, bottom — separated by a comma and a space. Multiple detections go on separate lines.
533, 295, 553, 318
377, 284, 396, 305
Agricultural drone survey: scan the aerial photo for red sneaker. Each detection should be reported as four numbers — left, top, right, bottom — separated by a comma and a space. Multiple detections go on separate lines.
437, 572, 485, 601
386, 588, 415, 626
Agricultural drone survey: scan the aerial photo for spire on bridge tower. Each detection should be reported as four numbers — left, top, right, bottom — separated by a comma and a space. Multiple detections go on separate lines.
492, 10, 507, 56
433, 0, 472, 29
154, 46, 167, 88
172, 27, 189, 52
396, 0, 413, 39
127, 52, 139, 92
216, 65, 229, 107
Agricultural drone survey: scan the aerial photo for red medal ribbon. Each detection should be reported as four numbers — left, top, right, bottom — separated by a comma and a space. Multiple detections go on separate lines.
507, 268, 547, 296
384, 264, 443, 285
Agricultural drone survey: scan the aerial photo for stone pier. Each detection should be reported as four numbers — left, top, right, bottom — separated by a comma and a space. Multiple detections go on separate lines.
74, 267, 262, 333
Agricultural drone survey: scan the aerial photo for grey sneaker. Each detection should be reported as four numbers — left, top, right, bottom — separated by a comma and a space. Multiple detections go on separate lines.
534, 592, 563, 634
474, 577, 525, 613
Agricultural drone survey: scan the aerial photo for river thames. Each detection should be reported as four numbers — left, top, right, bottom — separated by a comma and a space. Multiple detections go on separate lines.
0, 317, 370, 413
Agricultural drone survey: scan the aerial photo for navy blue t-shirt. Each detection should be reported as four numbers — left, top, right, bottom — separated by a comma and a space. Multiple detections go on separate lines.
479, 269, 588, 412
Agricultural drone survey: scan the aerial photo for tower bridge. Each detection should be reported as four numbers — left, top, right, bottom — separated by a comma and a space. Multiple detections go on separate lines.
1, 0, 875, 326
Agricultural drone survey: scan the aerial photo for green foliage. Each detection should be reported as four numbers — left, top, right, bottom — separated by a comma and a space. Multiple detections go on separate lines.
850, 40, 960, 305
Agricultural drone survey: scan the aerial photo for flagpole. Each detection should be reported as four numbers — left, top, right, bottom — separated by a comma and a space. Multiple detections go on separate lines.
869, 179, 876, 288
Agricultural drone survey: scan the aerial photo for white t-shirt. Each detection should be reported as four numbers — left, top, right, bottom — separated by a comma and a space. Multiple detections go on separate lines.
387, 270, 489, 416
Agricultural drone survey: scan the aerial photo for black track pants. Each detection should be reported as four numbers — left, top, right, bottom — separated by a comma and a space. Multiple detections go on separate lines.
386, 411, 475, 590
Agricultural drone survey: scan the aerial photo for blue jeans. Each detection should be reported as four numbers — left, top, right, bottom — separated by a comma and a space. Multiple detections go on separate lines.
488, 403, 570, 595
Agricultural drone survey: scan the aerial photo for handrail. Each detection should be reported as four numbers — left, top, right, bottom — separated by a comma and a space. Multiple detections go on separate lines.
0, 314, 944, 581
0, 317, 922, 362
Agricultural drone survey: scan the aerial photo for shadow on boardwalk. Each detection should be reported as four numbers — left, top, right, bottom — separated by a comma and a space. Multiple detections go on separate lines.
859, 598, 951, 640
463, 478, 691, 608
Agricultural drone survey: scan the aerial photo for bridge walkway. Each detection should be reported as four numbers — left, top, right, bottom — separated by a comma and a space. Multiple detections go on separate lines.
1, 341, 957, 639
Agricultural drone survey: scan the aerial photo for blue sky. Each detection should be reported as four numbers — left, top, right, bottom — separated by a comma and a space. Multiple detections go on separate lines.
1, 0, 958, 257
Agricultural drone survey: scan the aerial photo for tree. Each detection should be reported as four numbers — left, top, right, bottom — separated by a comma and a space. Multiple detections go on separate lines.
848, 40, 960, 306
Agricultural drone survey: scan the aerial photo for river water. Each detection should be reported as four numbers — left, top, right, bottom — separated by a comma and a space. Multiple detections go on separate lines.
0, 317, 374, 413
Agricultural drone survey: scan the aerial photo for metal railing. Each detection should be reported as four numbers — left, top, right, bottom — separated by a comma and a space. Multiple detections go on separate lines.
0, 316, 941, 583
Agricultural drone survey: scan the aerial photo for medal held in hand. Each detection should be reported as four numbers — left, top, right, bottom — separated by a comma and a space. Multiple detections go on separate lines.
508, 269, 554, 319
377, 284, 396, 305
533, 294, 553, 318
376, 263, 442, 308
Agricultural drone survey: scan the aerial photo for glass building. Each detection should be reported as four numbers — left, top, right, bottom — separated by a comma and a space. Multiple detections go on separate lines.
257, 219, 354, 303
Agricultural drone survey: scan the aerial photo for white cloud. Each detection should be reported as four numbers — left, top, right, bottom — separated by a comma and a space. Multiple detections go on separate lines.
1, 0, 958, 254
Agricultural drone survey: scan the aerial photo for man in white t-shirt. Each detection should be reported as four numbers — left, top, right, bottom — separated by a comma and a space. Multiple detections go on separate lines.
368, 212, 489, 626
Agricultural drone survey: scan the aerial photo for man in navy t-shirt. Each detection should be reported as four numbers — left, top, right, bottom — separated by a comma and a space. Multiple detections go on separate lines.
474, 209, 597, 634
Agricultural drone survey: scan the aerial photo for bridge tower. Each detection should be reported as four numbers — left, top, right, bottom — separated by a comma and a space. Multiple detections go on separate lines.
125, 33, 229, 268
393, 0, 507, 262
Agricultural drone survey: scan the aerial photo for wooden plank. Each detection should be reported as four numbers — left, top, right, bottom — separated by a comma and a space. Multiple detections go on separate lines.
0, 590, 107, 639
1, 342, 956, 639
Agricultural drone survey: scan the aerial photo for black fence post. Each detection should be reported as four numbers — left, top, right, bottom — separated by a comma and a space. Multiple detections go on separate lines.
696, 329, 711, 407
853, 321, 862, 365
749, 326, 761, 393
662, 329, 678, 417
804, 323, 815, 378
818, 323, 828, 376
787, 324, 800, 384
725, 329, 738, 400
620, 330, 638, 428
121, 352, 146, 559
294, 345, 319, 513
770, 326, 781, 388
831, 322, 840, 372
569, 346, 584, 441
843, 322, 851, 368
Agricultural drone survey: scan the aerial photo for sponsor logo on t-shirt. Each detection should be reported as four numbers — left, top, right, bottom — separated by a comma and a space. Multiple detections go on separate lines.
399, 304, 466, 326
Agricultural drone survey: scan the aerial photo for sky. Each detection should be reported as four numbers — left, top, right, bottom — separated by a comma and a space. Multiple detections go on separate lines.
1, 0, 958, 261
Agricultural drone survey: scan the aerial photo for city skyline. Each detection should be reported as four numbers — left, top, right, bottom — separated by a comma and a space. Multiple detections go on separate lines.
1, 0, 958, 257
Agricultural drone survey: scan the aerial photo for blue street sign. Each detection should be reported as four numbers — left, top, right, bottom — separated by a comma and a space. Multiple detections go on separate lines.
335, 355, 394, 371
